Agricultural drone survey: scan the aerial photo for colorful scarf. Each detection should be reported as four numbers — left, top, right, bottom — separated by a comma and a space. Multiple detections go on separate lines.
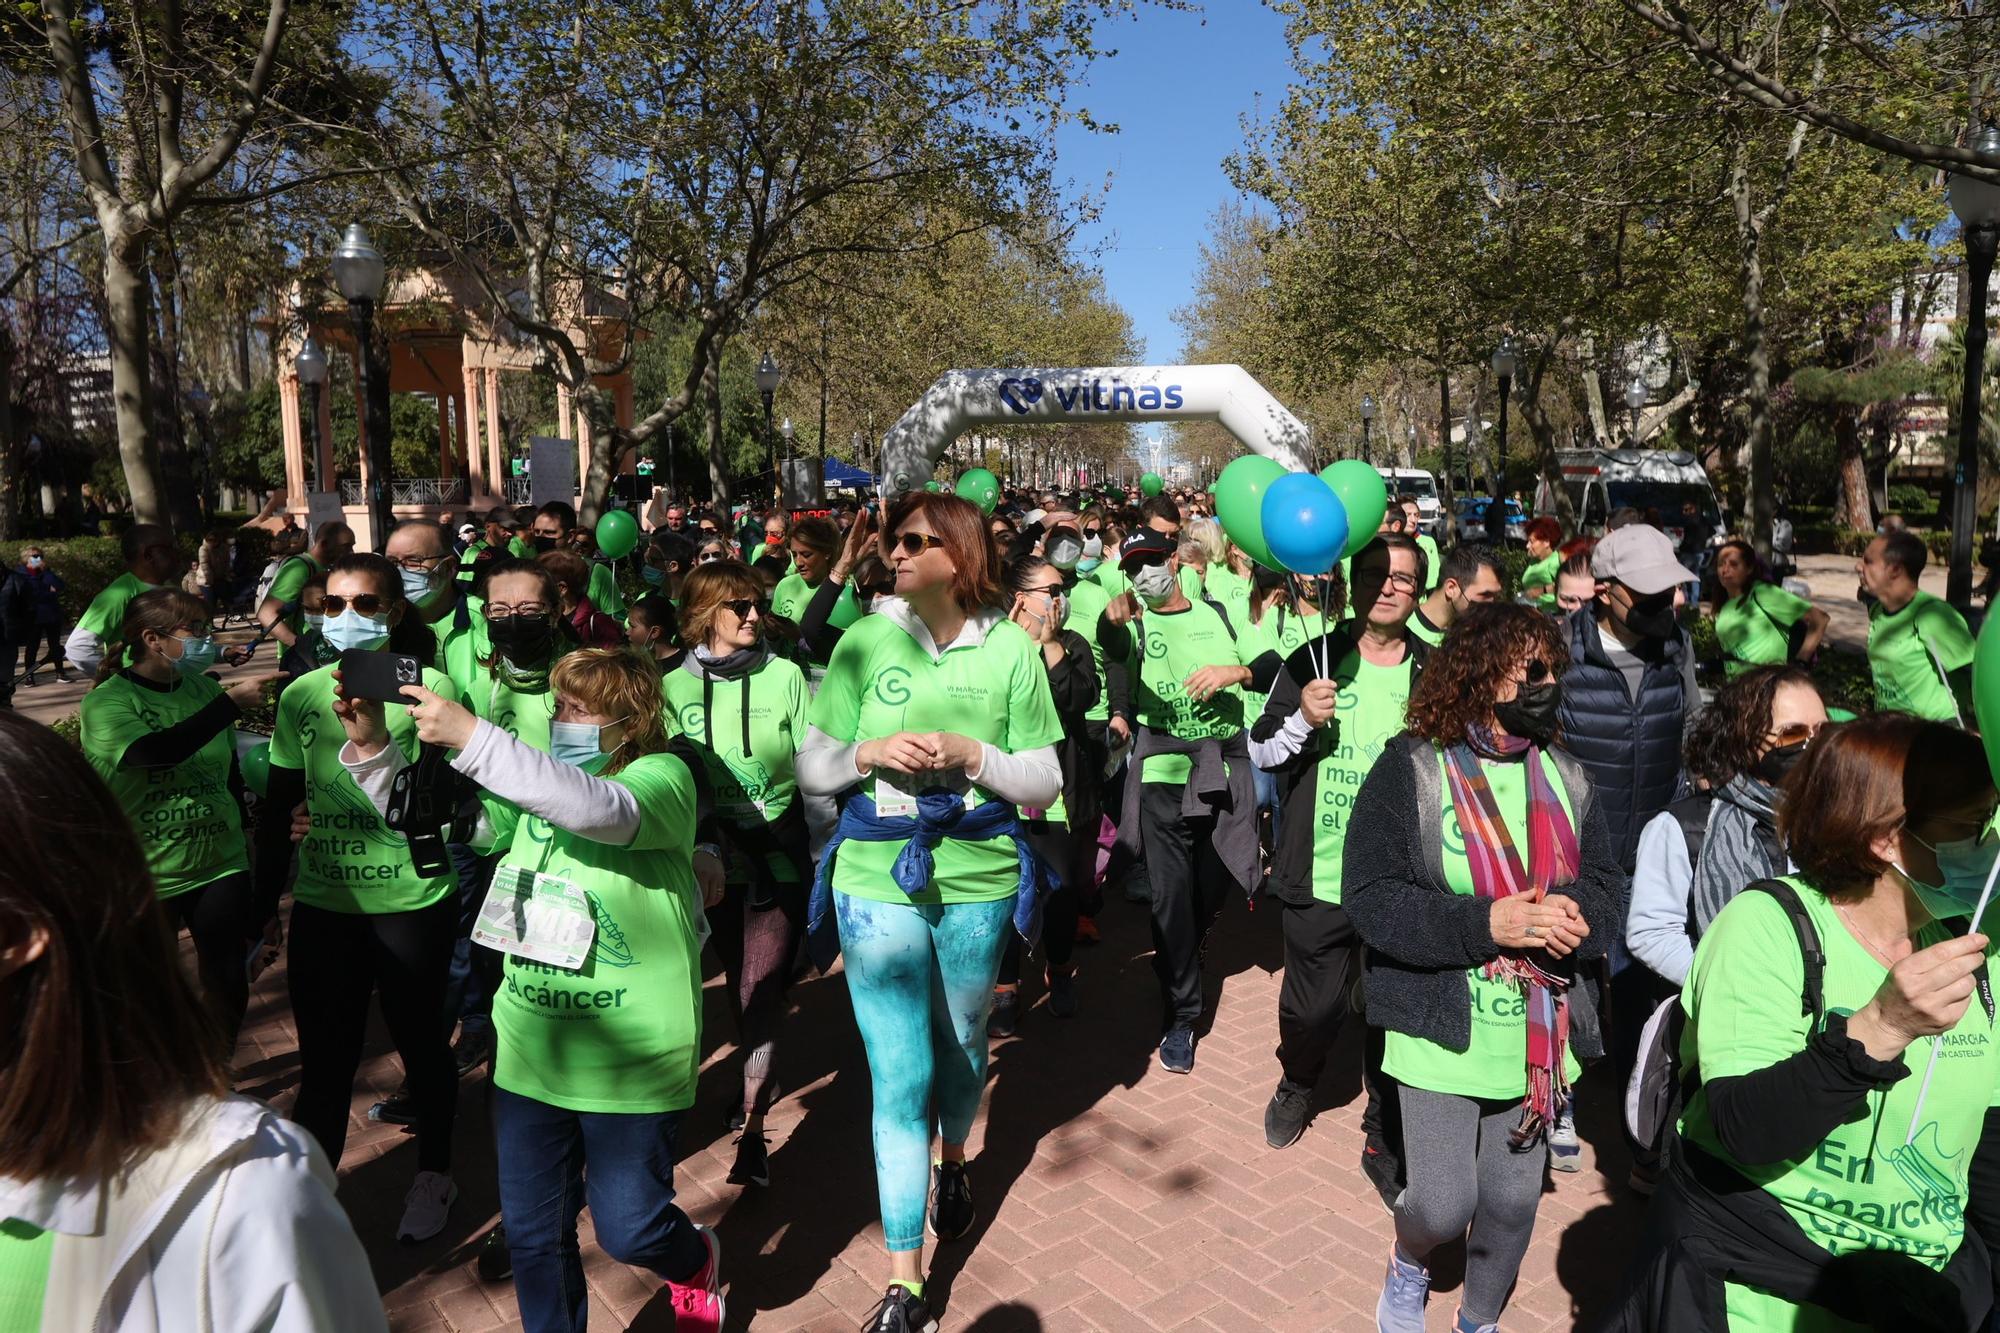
1444, 728, 1582, 1146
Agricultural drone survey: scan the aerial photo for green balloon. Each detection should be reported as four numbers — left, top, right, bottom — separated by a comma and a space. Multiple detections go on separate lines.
1320, 459, 1388, 559
1211, 456, 1286, 569
923, 481, 943, 493
1975, 611, 2000, 783
240, 741, 272, 798
955, 467, 1000, 515
1140, 471, 1165, 497
828, 581, 864, 629
595, 509, 640, 560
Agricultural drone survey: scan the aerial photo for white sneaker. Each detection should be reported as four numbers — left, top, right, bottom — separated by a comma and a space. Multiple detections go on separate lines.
1548, 1107, 1582, 1173
397, 1170, 458, 1243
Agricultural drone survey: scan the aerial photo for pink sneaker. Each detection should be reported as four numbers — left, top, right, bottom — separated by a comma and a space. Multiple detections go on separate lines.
668, 1224, 724, 1333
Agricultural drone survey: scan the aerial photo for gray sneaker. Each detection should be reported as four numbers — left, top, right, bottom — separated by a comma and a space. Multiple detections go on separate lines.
1548, 1106, 1581, 1173
1375, 1248, 1430, 1333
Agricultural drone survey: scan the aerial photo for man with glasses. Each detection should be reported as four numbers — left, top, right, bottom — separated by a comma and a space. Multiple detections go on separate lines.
1249, 536, 1428, 1170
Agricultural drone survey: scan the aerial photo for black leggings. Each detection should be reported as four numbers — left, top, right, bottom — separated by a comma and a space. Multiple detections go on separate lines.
998, 819, 1086, 985
287, 897, 459, 1173
16, 627, 62, 677
706, 880, 805, 1117
162, 872, 254, 1054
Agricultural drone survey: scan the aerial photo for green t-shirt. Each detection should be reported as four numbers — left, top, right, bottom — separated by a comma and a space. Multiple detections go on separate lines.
1124, 599, 1257, 785
1309, 641, 1413, 904
1177, 564, 1206, 603
770, 572, 817, 623
1520, 551, 1560, 609
1382, 749, 1583, 1096
80, 672, 247, 899
1242, 604, 1327, 667
1415, 534, 1443, 592
1679, 877, 2000, 1331
1868, 590, 1973, 724
266, 555, 323, 636
662, 656, 811, 883
1717, 584, 1811, 678
76, 571, 155, 641
465, 660, 561, 852
508, 536, 532, 559
0, 1218, 53, 1331
586, 561, 625, 621
810, 613, 1064, 905
1092, 562, 1133, 602
1204, 564, 1255, 630
1407, 606, 1446, 647
492, 751, 707, 1114
1063, 575, 1113, 724
268, 663, 460, 914
456, 538, 486, 587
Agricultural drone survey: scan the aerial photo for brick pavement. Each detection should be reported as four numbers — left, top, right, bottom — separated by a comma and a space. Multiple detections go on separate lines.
232, 889, 1646, 1332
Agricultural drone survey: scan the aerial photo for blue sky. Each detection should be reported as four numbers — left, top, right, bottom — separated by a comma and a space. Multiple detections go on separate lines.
1054, 2, 1296, 364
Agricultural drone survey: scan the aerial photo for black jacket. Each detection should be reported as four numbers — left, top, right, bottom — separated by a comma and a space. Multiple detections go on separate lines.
1250, 623, 1429, 907
1343, 733, 1625, 1058
1556, 611, 1690, 874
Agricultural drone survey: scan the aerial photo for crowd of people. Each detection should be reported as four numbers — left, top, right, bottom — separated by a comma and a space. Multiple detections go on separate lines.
1, 473, 1997, 1333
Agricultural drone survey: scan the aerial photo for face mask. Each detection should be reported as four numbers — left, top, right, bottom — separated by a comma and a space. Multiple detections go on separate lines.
1493, 681, 1562, 744
321, 608, 390, 653
24, 556, 42, 569
399, 564, 444, 606
169, 634, 220, 676
642, 564, 667, 588
531, 534, 559, 553
1046, 533, 1083, 571
1900, 831, 2000, 919
305, 611, 326, 633
1130, 562, 1177, 607
765, 534, 784, 548
1081, 535, 1104, 560
1754, 740, 1809, 786
487, 613, 556, 664
549, 717, 626, 768
1617, 591, 1679, 640
1076, 557, 1101, 576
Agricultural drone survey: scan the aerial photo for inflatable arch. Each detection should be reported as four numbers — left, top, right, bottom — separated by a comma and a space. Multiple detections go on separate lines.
876, 364, 1312, 496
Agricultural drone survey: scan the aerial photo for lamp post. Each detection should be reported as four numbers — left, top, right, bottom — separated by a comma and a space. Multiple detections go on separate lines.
1360, 394, 1377, 467
755, 352, 782, 491
1624, 375, 1648, 444
1947, 120, 2000, 613
295, 336, 328, 494
1490, 338, 1518, 473
331, 224, 391, 548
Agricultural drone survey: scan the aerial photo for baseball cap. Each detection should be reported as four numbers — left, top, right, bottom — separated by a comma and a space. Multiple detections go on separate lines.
1591, 524, 1695, 595
457, 523, 477, 541
1118, 529, 1175, 569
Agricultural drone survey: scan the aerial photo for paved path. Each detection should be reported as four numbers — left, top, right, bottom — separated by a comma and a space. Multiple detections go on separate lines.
228, 889, 1646, 1332
1787, 551, 1953, 656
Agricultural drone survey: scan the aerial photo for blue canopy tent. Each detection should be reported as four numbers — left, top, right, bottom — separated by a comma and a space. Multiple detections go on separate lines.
821, 457, 878, 491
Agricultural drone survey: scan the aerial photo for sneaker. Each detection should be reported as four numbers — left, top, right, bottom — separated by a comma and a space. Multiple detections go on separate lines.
21, 675, 35, 687
1375, 1248, 1430, 1333
729, 1130, 770, 1187
452, 1024, 494, 1076
861, 1284, 939, 1333
988, 984, 1019, 1038
1159, 1025, 1195, 1074
1547, 1105, 1581, 1173
396, 1170, 457, 1243
1073, 916, 1100, 946
928, 1160, 974, 1241
1046, 969, 1078, 1019
725, 1098, 746, 1133
1453, 1310, 1500, 1333
1263, 1080, 1311, 1149
1361, 1138, 1404, 1212
368, 1088, 418, 1126
474, 1224, 512, 1281
667, 1224, 725, 1333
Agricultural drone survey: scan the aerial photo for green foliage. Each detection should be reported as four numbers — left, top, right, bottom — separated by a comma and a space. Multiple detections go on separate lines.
0, 537, 130, 621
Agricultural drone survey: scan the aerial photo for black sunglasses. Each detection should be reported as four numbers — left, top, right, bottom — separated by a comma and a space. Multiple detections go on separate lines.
894, 532, 946, 556
322, 593, 388, 616
1523, 659, 1554, 685
719, 598, 768, 618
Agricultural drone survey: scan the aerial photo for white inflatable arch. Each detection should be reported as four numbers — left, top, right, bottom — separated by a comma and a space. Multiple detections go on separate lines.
876, 364, 1312, 496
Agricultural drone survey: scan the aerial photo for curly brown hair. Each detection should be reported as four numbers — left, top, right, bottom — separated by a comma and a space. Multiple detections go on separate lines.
1405, 602, 1568, 745
1684, 664, 1819, 786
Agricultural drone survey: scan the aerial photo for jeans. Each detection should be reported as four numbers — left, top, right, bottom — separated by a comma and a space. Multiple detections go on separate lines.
1253, 763, 1283, 849
836, 891, 1015, 1253
492, 1086, 708, 1333
442, 843, 501, 1041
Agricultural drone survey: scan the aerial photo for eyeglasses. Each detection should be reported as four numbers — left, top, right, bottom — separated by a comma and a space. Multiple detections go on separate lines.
1768, 721, 1824, 747
321, 593, 388, 616
894, 532, 947, 556
1381, 571, 1419, 592
389, 553, 450, 571
486, 603, 550, 619
719, 598, 767, 619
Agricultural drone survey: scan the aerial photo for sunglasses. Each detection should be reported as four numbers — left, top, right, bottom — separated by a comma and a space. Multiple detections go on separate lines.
1769, 721, 1824, 747
321, 593, 388, 616
893, 532, 947, 556
1522, 659, 1554, 685
697, 550, 725, 563
719, 598, 768, 618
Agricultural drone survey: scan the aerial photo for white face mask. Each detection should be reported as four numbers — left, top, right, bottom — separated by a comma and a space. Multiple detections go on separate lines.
1130, 562, 1177, 606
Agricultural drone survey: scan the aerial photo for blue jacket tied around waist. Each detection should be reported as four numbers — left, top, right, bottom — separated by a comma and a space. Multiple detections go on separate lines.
805, 789, 1059, 970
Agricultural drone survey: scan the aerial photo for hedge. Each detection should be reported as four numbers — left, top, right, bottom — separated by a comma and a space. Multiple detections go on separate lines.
1, 524, 275, 624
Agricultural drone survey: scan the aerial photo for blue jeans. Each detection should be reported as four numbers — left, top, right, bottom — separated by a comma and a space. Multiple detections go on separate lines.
835, 891, 1015, 1252
443, 843, 499, 1040
492, 1086, 708, 1333
1253, 763, 1283, 849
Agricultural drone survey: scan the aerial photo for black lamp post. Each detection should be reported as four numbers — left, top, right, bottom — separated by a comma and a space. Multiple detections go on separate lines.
296, 335, 328, 494
1360, 394, 1377, 467
1624, 375, 1648, 445
332, 225, 391, 548
1491, 337, 1518, 472
755, 352, 782, 491
1947, 121, 2000, 614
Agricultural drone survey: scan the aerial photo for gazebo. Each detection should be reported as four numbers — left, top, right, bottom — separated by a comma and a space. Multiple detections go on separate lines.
272, 261, 640, 546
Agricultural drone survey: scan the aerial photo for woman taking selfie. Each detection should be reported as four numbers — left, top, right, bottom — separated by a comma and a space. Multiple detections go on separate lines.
797, 492, 1063, 1333
1344, 602, 1623, 1333
0, 711, 385, 1330
80, 588, 278, 1045
337, 647, 728, 1333
1618, 714, 2000, 1331
663, 561, 813, 1189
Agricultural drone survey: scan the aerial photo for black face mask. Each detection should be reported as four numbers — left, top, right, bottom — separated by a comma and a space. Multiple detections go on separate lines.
1618, 592, 1679, 640
1494, 681, 1562, 743
1753, 739, 1808, 786
530, 534, 559, 553
488, 613, 556, 663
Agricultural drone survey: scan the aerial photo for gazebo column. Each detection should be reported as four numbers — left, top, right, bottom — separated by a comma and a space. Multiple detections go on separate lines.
485, 369, 503, 492
576, 397, 594, 494
462, 366, 486, 498
556, 382, 574, 444
353, 375, 374, 500
279, 373, 306, 506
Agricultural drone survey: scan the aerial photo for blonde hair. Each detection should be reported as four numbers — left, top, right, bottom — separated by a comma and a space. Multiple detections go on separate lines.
549, 648, 671, 776
678, 561, 764, 651
1184, 516, 1228, 566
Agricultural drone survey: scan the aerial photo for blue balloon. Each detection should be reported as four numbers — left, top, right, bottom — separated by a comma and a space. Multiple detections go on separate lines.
1260, 471, 1350, 576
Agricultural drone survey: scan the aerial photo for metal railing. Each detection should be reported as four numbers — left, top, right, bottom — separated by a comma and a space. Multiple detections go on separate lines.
338, 477, 470, 506
504, 476, 532, 504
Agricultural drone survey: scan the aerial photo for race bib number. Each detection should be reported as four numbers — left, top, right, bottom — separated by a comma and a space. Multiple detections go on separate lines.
874, 772, 919, 818
472, 865, 597, 969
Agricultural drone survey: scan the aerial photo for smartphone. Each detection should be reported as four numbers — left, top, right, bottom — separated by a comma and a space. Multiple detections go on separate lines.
339, 649, 424, 703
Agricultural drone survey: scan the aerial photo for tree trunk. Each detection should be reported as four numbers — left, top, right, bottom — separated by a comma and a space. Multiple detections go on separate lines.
1835, 404, 1873, 530
1519, 351, 1575, 525
577, 381, 617, 524
1731, 140, 1777, 554
103, 226, 169, 527
0, 324, 18, 541
150, 246, 200, 530
703, 340, 730, 511
1579, 335, 1612, 444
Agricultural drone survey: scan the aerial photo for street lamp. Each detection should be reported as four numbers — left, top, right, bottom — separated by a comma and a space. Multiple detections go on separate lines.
1490, 337, 1518, 471
1624, 375, 1648, 444
1946, 120, 2000, 613
755, 352, 782, 488
295, 335, 329, 494
331, 224, 391, 548
1360, 394, 1377, 467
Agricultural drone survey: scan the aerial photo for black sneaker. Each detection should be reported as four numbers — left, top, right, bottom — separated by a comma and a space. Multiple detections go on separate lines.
452, 1024, 493, 1076
368, 1089, 418, 1126
474, 1224, 512, 1282
861, 1285, 938, 1333
1046, 969, 1078, 1019
1361, 1137, 1404, 1211
927, 1161, 974, 1241
1159, 1026, 1196, 1074
987, 986, 1019, 1037
728, 1130, 770, 1187
1264, 1080, 1311, 1149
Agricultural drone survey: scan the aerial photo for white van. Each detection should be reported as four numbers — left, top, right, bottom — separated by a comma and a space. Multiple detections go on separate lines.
1377, 467, 1443, 537
1536, 448, 1723, 548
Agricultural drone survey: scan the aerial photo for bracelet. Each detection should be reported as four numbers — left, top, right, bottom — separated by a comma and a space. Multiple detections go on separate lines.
694, 843, 723, 862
